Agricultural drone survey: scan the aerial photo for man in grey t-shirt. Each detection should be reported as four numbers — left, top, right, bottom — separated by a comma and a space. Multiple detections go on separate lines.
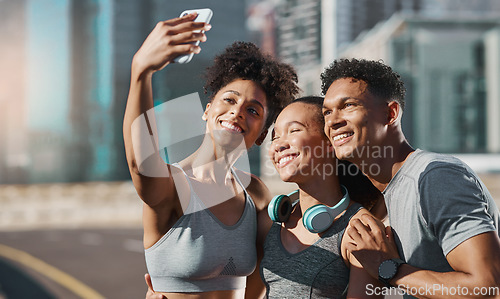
320, 58, 500, 298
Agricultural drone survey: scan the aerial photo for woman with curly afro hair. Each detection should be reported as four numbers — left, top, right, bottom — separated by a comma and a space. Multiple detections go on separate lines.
123, 12, 299, 299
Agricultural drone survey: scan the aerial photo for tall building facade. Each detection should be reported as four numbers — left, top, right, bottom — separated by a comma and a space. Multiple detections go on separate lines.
25, 0, 73, 183
272, 0, 422, 94
109, 0, 155, 180
268, 0, 500, 93
68, 0, 117, 182
0, 0, 120, 184
0, 0, 28, 184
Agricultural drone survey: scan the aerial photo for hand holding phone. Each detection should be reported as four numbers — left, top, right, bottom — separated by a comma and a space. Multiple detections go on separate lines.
174, 8, 213, 64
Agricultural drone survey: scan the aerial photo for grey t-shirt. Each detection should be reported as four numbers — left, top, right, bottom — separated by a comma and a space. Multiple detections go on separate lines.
383, 149, 499, 297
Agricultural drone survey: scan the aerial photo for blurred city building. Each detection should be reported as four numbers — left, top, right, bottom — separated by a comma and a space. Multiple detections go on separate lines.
254, 0, 500, 192
0, 0, 249, 184
256, 0, 500, 94
2, 0, 500, 184
267, 0, 424, 95
0, 0, 28, 184
252, 0, 500, 153
339, 14, 500, 154
0, 0, 146, 184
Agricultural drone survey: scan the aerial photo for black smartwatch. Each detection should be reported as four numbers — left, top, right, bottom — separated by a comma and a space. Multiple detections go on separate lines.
378, 258, 405, 287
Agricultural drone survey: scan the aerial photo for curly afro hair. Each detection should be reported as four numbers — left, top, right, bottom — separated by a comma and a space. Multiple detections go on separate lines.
204, 41, 300, 130
320, 58, 406, 110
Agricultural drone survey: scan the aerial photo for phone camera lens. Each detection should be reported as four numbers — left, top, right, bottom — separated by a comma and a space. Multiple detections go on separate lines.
182, 13, 188, 16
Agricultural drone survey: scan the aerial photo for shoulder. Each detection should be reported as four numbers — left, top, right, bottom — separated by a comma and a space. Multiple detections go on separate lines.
341, 207, 372, 237
348, 207, 372, 224
257, 204, 274, 245
404, 150, 478, 190
417, 154, 480, 193
345, 207, 385, 237
234, 169, 271, 212
412, 150, 470, 174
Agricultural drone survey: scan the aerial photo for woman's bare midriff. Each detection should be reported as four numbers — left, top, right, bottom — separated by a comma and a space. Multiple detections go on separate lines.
159, 289, 245, 299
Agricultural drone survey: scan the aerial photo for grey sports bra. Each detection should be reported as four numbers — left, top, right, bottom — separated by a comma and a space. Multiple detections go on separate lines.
144, 164, 257, 293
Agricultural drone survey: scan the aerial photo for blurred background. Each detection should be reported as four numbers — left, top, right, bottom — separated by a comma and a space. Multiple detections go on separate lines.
0, 0, 499, 298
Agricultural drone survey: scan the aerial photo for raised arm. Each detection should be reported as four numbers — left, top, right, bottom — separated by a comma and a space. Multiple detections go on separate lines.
123, 13, 209, 207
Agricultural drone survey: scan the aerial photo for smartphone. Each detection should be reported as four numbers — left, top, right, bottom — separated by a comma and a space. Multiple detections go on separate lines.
173, 8, 213, 64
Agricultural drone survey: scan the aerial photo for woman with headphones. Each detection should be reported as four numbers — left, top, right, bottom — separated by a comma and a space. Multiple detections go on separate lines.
259, 96, 386, 298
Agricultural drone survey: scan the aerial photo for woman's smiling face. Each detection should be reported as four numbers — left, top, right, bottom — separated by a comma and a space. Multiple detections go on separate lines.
269, 102, 333, 183
203, 79, 268, 150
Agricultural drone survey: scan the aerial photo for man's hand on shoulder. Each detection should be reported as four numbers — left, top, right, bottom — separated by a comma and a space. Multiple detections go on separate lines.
345, 214, 400, 279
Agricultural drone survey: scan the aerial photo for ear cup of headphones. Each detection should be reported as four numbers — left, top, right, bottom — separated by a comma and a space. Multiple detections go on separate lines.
268, 194, 293, 223
302, 185, 350, 233
302, 205, 334, 233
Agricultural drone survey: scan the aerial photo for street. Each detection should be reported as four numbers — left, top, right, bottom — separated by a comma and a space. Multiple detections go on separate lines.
0, 228, 147, 299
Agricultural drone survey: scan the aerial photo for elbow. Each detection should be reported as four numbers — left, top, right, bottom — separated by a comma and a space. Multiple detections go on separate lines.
486, 268, 500, 294
472, 273, 500, 298
127, 157, 142, 177
124, 143, 143, 177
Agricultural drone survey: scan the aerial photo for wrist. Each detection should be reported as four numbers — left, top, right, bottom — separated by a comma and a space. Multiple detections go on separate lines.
131, 56, 155, 81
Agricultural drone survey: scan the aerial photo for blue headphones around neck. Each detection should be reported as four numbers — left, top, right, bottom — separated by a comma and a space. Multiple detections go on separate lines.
267, 185, 350, 233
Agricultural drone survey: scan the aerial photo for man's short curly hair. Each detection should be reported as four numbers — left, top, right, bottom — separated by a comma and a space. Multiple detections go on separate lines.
204, 41, 300, 130
320, 58, 406, 110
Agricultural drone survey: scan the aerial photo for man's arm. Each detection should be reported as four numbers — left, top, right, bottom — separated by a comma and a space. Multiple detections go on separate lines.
346, 215, 500, 299
394, 231, 500, 298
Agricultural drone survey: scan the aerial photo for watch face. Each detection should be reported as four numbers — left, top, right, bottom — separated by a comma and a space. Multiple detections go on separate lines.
379, 260, 397, 280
